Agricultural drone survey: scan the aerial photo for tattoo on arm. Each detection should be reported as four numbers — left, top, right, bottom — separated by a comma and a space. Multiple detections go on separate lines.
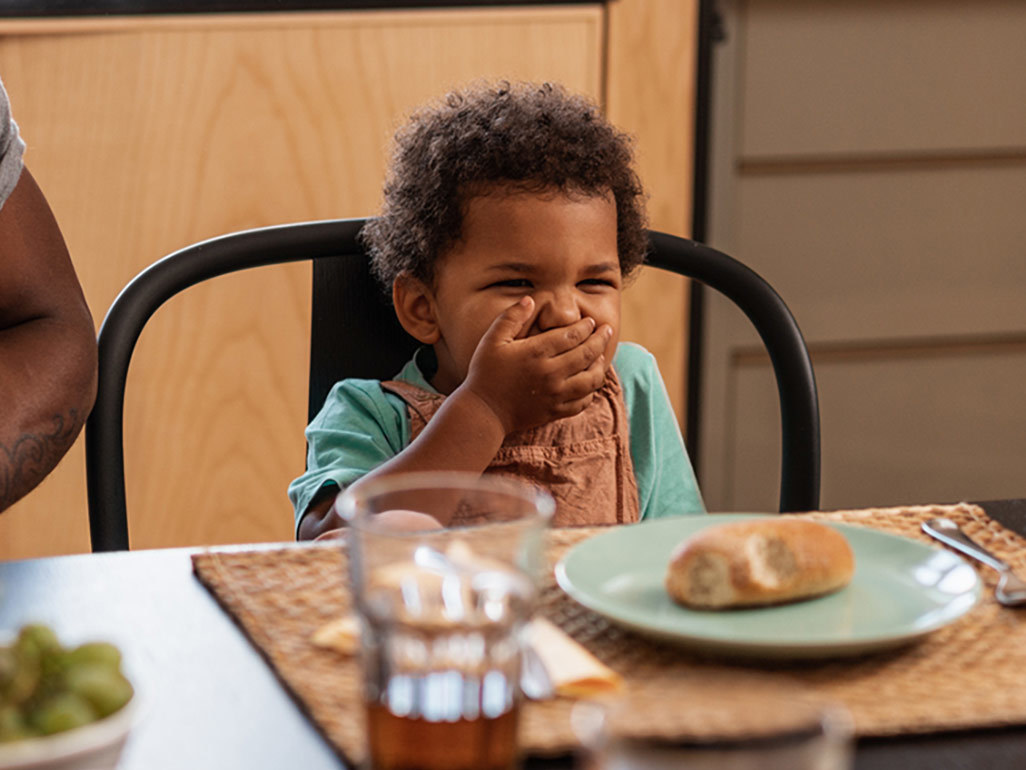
0, 409, 82, 511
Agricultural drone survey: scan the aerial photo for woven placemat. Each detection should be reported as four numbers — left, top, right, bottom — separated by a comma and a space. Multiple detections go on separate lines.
192, 503, 1026, 763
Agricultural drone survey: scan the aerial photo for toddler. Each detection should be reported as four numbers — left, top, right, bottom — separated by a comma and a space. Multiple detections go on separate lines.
290, 82, 704, 539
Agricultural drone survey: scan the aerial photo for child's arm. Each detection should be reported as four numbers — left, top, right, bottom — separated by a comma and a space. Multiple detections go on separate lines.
295, 376, 509, 539
299, 493, 442, 540
300, 297, 610, 535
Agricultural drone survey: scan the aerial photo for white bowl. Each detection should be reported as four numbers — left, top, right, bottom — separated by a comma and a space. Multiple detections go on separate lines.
0, 695, 138, 770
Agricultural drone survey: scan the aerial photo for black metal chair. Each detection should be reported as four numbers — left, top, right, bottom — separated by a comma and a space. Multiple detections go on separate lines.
85, 218, 819, 551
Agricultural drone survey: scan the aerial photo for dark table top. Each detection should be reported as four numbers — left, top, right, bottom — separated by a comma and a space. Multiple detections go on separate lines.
0, 0, 597, 19
1, 499, 1024, 770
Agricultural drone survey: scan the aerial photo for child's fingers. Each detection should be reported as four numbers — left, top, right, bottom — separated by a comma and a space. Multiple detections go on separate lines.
480, 296, 536, 346
551, 323, 612, 373
553, 391, 597, 419
560, 353, 607, 402
529, 316, 597, 357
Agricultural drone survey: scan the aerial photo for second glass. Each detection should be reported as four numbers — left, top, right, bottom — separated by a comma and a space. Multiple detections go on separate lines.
573, 678, 854, 770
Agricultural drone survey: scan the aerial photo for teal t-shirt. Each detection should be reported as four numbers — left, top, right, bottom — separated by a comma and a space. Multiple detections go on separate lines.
289, 342, 704, 533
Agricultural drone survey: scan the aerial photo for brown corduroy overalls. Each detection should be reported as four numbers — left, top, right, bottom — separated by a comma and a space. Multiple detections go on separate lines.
381, 369, 640, 528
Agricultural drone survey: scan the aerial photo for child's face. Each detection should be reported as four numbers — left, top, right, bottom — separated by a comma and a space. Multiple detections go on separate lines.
428, 187, 622, 394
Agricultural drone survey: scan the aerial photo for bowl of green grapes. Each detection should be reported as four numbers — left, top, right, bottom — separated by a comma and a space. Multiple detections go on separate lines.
0, 624, 136, 769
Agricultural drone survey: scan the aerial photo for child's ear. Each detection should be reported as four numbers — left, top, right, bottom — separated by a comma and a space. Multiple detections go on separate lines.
393, 273, 441, 345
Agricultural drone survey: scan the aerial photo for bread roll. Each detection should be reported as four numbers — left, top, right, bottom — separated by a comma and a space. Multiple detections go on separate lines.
665, 518, 854, 609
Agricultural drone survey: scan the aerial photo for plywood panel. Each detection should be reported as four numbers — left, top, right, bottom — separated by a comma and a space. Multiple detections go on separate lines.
0, 7, 603, 557
606, 0, 699, 422
740, 0, 1026, 158
730, 347, 1026, 512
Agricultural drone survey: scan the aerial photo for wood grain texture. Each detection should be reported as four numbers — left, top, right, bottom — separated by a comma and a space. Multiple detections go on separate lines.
605, 0, 699, 422
0, 7, 604, 557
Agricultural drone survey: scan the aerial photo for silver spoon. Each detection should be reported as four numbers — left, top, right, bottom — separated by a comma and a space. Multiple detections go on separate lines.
922, 518, 1026, 607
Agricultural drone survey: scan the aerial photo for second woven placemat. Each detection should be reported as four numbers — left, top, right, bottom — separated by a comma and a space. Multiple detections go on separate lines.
192, 503, 1026, 765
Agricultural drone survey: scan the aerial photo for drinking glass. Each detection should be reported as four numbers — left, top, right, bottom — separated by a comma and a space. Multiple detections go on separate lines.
572, 677, 854, 770
338, 472, 555, 770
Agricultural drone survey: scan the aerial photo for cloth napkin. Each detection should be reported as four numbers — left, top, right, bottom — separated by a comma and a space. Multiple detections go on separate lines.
311, 614, 621, 698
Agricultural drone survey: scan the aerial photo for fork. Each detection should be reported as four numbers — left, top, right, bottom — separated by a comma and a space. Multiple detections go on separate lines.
922, 517, 1026, 607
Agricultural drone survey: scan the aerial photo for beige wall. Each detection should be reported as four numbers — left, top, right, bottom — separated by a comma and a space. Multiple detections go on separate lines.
0, 1, 698, 557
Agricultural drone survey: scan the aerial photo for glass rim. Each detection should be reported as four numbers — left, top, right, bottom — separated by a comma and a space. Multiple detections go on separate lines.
337, 471, 556, 530
608, 707, 852, 751
571, 695, 854, 751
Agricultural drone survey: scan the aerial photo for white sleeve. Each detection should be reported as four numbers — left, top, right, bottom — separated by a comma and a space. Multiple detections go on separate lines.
0, 75, 26, 211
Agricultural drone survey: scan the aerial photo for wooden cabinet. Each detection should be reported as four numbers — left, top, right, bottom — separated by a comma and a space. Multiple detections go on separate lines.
703, 0, 1026, 511
0, 1, 698, 556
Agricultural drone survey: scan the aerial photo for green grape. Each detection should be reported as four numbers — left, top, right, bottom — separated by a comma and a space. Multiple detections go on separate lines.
37, 652, 70, 691
0, 705, 36, 743
64, 664, 134, 718
3, 649, 40, 707
65, 642, 122, 671
15, 624, 59, 658
0, 626, 131, 742
0, 647, 16, 695
29, 692, 97, 735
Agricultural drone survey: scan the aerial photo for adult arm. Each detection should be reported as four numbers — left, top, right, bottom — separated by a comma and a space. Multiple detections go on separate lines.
0, 168, 98, 511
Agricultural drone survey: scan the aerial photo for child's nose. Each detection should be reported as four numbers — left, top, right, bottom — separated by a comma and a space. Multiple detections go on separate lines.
534, 291, 582, 330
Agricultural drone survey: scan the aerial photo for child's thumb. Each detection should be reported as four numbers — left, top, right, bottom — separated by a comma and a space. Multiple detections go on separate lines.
485, 296, 534, 343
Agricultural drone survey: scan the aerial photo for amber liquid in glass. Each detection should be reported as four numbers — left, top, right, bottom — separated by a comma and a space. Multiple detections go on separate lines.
365, 702, 519, 770
357, 545, 533, 770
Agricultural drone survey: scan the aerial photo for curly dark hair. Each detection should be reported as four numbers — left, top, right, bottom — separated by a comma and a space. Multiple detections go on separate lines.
361, 81, 648, 290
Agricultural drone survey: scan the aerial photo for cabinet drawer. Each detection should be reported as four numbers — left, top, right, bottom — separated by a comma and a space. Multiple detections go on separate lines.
734, 164, 1026, 343
726, 347, 1026, 511
739, 0, 1026, 158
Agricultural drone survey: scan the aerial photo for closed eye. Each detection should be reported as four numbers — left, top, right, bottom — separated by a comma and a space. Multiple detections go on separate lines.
578, 278, 617, 289
488, 278, 533, 289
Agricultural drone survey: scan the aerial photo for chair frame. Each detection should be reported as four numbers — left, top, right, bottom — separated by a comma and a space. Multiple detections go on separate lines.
85, 219, 819, 551
646, 231, 820, 515
85, 219, 363, 551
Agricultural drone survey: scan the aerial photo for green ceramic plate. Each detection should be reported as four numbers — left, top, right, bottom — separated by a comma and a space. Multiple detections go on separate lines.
555, 515, 981, 659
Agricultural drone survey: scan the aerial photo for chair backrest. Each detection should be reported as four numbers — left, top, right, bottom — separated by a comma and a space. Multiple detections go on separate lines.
85, 219, 819, 551
644, 231, 820, 515
308, 228, 419, 423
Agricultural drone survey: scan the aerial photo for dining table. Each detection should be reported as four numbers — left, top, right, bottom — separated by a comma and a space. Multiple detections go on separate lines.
2, 498, 1025, 770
